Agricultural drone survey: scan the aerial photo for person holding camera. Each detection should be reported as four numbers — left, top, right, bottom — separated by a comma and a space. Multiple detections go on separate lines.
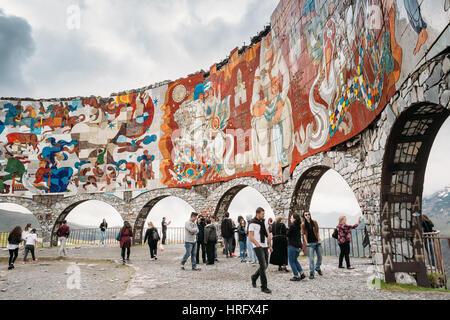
196, 216, 207, 264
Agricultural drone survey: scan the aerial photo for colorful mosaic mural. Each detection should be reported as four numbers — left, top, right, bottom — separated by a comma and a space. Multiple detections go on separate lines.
1, 0, 449, 195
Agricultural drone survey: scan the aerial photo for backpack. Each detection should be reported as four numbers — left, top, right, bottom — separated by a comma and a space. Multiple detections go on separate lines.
221, 219, 232, 238
208, 226, 217, 242
332, 228, 338, 240
152, 229, 160, 241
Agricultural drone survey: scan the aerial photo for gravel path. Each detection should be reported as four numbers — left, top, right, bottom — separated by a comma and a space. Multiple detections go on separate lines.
1, 245, 449, 300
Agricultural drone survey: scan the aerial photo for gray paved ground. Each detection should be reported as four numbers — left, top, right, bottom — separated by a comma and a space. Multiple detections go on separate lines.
0, 244, 449, 300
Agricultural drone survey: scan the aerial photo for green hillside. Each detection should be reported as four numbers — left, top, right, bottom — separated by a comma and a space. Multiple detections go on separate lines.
0, 209, 41, 232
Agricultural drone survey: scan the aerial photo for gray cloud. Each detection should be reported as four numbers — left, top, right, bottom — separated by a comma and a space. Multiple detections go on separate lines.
0, 9, 35, 97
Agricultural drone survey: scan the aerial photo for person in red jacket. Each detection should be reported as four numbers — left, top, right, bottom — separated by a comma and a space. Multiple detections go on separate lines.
119, 221, 133, 264
56, 220, 70, 257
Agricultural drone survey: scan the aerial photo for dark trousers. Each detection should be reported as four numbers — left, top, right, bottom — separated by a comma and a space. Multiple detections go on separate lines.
339, 241, 351, 268
252, 247, 269, 289
9, 248, 18, 265
206, 241, 216, 264
148, 241, 157, 258
196, 241, 206, 263
224, 237, 233, 256
162, 230, 167, 245
24, 245, 36, 261
232, 237, 236, 253
121, 247, 131, 260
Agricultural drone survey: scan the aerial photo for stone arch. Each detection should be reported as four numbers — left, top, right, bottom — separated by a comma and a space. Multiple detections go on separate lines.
49, 193, 128, 246
376, 50, 449, 286
380, 103, 449, 286
0, 196, 60, 242
289, 165, 332, 219
129, 188, 206, 244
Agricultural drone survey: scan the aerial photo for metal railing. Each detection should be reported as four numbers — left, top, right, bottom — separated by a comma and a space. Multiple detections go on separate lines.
315, 227, 370, 258
423, 231, 449, 288
0, 232, 44, 248
143, 227, 185, 244
2, 227, 369, 256
62, 227, 121, 246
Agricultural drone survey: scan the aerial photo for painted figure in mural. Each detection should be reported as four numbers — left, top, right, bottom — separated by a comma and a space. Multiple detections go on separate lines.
171, 80, 231, 184
36, 138, 78, 193
234, 69, 247, 107
251, 30, 293, 182
404, 0, 428, 55
288, 8, 302, 75
0, 157, 26, 193
138, 150, 155, 187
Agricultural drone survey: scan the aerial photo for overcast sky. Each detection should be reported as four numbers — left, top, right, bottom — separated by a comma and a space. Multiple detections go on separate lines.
0, 1, 448, 230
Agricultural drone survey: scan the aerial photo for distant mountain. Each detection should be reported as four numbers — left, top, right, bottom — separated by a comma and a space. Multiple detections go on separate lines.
423, 187, 450, 236
0, 209, 41, 233
313, 211, 361, 228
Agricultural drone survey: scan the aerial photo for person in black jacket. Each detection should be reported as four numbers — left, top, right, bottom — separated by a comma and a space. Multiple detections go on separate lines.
144, 222, 160, 260
221, 212, 234, 258
422, 214, 435, 266
99, 218, 108, 245
269, 216, 289, 272
196, 216, 206, 264
287, 213, 306, 281
7, 226, 22, 270
237, 219, 247, 263
204, 218, 217, 265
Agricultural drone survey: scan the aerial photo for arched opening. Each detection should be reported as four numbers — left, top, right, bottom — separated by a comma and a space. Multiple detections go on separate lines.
51, 200, 123, 246
289, 166, 331, 218
309, 169, 362, 227
0, 203, 41, 247
133, 196, 196, 244
226, 186, 275, 223
423, 117, 450, 288
381, 102, 450, 287
290, 166, 365, 257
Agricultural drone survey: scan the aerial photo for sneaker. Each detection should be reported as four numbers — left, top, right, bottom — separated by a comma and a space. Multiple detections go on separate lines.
251, 276, 257, 288
299, 273, 306, 280
317, 269, 323, 276
261, 288, 272, 294
192, 267, 201, 271
23, 261, 27, 264
206, 263, 214, 265
347, 266, 355, 270
309, 273, 314, 279
290, 276, 300, 281
154, 257, 157, 260
338, 266, 345, 269
33, 259, 39, 262
8, 264, 13, 270
122, 260, 126, 265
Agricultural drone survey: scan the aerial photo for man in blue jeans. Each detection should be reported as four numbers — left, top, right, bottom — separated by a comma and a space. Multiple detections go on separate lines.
181, 212, 201, 271
301, 211, 323, 279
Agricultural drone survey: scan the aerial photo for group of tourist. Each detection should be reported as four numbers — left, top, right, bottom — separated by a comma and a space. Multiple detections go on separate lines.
5, 223, 39, 270
6, 209, 438, 295
174, 207, 363, 294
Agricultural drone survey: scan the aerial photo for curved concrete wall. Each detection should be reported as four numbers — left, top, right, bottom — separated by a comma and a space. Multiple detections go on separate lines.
0, 0, 449, 196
